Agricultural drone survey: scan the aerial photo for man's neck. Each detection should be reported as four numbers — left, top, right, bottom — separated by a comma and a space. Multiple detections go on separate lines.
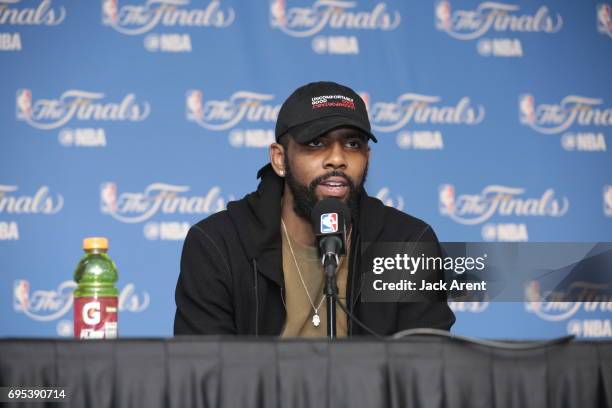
280, 188, 316, 248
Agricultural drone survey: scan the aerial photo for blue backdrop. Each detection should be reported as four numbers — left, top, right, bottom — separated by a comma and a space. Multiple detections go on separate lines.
1, 0, 611, 339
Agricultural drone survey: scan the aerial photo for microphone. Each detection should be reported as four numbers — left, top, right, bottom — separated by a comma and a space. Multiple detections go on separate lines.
310, 198, 350, 261
310, 198, 383, 339
310, 198, 350, 339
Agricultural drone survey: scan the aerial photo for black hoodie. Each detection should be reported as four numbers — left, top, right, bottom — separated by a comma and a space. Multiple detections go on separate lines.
174, 164, 455, 336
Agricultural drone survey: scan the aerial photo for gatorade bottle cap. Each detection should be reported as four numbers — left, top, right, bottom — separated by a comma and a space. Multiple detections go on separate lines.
83, 237, 109, 251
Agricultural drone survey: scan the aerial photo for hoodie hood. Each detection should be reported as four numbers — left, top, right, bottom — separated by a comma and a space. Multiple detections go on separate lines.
226, 163, 386, 286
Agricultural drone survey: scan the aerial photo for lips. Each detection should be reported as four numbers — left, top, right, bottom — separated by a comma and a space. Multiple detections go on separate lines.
316, 176, 349, 198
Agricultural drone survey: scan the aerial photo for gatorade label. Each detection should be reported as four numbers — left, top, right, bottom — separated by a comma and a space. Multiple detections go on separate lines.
74, 297, 118, 339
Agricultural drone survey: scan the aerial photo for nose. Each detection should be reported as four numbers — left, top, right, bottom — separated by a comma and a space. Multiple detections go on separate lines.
323, 141, 348, 170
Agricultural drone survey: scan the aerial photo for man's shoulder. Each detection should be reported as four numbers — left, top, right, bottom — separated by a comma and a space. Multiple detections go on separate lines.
369, 197, 436, 241
190, 210, 235, 239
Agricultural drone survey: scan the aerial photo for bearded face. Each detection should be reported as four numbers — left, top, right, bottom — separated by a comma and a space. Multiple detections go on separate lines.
282, 127, 370, 223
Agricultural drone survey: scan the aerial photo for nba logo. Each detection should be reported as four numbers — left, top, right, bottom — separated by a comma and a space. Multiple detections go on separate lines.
13, 280, 30, 311
604, 185, 612, 216
435, 0, 452, 31
597, 4, 612, 35
16, 89, 32, 120
439, 184, 455, 216
270, 0, 286, 28
102, 0, 119, 25
186, 90, 203, 121
519, 94, 536, 124
524, 281, 543, 313
100, 182, 118, 214
320, 213, 338, 233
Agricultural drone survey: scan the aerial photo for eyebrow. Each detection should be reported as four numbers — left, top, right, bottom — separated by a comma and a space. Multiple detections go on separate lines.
316, 131, 368, 141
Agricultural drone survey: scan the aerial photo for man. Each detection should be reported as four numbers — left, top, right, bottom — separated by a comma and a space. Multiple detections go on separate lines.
174, 81, 455, 336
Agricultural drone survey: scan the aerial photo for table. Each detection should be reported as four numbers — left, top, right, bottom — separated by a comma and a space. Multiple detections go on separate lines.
1, 337, 611, 408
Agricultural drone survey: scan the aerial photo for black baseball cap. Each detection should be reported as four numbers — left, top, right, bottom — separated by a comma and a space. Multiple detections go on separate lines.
275, 81, 378, 144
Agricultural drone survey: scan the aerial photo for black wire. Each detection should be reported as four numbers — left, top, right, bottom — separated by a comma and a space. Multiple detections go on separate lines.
334, 295, 383, 339
334, 294, 575, 349
392, 328, 575, 350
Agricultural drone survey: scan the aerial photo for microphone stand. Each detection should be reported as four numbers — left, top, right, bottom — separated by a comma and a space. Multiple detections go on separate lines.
322, 252, 339, 339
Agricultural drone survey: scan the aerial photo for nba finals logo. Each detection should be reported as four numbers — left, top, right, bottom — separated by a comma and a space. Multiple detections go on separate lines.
268, 0, 401, 37
15, 89, 150, 130
185, 89, 279, 131
523, 280, 581, 321
438, 184, 455, 216
13, 279, 75, 321
0, 184, 64, 215
99, 182, 233, 223
519, 94, 536, 125
438, 184, 569, 225
598, 4, 612, 37
13, 279, 150, 324
100, 0, 235, 35
268, 0, 400, 55
15, 89, 32, 120
434, 1, 563, 40
366, 92, 485, 133
519, 93, 611, 135
321, 213, 338, 233
0, 0, 66, 26
185, 90, 203, 121
434, 1, 562, 57
100, 182, 118, 214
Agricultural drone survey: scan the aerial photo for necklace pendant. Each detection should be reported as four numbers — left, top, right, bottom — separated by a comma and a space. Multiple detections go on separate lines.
312, 313, 320, 327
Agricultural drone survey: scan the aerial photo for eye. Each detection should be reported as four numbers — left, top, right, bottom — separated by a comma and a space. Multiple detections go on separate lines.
345, 138, 364, 149
308, 139, 325, 147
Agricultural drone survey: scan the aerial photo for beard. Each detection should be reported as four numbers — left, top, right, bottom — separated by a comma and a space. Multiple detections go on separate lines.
284, 156, 368, 223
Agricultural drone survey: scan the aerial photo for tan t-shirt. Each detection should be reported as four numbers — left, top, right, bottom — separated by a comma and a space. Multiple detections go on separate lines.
280, 226, 349, 337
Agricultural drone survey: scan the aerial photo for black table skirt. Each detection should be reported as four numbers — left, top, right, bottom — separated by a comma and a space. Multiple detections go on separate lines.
1, 337, 611, 408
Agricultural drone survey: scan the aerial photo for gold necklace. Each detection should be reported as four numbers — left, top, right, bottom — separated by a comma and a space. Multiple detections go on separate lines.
281, 219, 351, 327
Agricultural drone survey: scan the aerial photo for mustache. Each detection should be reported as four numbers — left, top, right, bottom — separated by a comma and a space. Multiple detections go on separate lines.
308, 171, 356, 190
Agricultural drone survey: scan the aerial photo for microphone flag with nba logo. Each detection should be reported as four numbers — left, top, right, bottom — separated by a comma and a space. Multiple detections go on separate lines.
310, 198, 350, 258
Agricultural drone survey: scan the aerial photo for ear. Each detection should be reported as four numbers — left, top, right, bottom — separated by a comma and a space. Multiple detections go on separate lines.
269, 142, 286, 177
